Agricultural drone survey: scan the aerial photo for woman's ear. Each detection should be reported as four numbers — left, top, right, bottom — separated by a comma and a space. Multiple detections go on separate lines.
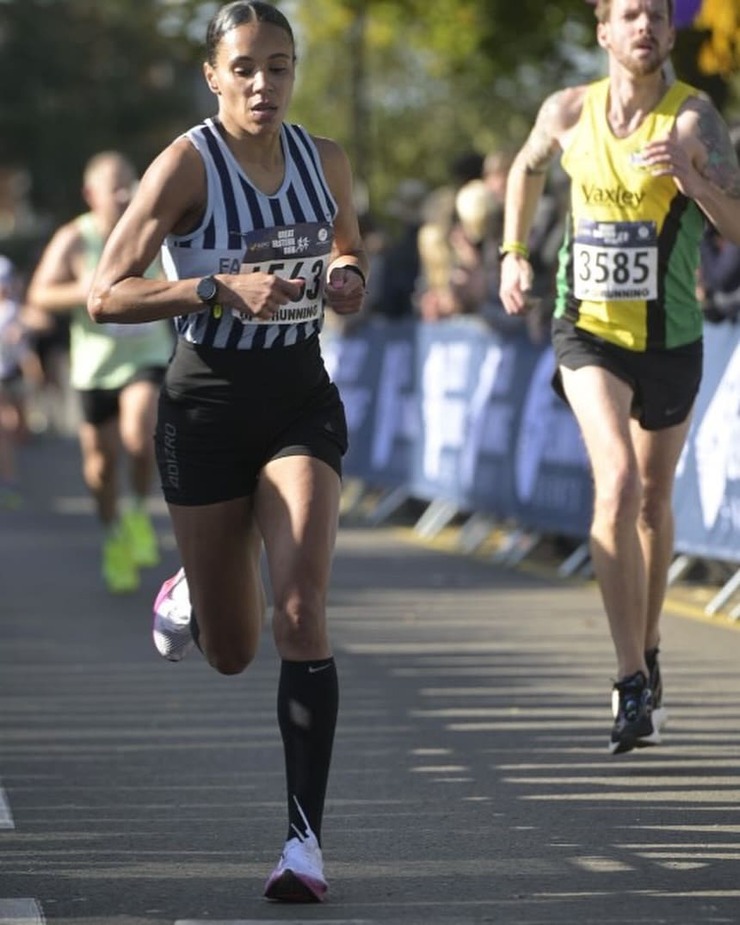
203, 62, 220, 95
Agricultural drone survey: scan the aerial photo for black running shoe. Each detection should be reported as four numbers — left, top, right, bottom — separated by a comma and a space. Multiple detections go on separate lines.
645, 646, 668, 738
609, 670, 656, 754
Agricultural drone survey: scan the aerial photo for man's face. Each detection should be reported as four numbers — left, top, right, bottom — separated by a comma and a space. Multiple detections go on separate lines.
598, 0, 675, 78
85, 159, 136, 224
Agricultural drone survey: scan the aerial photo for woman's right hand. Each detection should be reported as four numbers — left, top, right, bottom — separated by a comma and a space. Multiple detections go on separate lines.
218, 272, 306, 321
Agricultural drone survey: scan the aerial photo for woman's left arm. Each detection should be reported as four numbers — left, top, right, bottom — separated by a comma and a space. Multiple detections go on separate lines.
315, 136, 369, 316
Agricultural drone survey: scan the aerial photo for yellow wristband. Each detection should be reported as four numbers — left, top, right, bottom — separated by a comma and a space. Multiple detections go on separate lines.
498, 241, 530, 260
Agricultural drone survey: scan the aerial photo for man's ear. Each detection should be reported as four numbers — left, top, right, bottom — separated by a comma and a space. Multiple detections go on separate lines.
596, 22, 609, 50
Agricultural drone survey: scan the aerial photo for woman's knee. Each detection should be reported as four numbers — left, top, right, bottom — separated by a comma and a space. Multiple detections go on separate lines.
202, 638, 258, 676
272, 591, 326, 654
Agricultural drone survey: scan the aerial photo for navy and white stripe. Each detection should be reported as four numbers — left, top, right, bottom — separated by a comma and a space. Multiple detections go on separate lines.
161, 118, 337, 350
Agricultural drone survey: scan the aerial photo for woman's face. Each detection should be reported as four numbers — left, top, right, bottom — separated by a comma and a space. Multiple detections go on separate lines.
204, 20, 295, 136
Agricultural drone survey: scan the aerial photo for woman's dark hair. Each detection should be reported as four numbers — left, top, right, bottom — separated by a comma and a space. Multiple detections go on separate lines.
206, 1, 295, 65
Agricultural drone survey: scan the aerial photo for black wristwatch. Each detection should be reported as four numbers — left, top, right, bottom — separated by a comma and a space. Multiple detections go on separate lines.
196, 274, 219, 306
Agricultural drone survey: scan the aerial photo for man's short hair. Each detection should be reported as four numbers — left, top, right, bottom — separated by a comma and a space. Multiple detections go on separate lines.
594, 0, 674, 24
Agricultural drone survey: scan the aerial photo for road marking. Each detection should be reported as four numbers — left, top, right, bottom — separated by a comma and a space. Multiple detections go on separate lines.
0, 899, 45, 924
177, 920, 373, 924
0, 786, 14, 829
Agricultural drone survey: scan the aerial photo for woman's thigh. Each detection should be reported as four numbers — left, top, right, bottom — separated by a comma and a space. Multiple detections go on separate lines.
167, 496, 264, 668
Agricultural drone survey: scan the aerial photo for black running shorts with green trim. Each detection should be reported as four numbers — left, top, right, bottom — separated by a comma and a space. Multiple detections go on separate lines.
551, 317, 703, 431
154, 335, 348, 506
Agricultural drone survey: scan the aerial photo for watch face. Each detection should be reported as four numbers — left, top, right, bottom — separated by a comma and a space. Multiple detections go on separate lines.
197, 276, 217, 303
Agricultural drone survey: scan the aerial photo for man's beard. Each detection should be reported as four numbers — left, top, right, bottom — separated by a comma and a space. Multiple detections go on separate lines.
617, 46, 668, 78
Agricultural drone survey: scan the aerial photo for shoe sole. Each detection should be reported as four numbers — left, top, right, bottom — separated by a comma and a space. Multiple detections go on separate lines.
608, 715, 659, 755
152, 627, 193, 662
264, 870, 326, 903
650, 706, 668, 732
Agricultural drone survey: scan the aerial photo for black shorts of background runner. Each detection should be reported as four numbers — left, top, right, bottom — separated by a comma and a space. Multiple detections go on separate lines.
155, 334, 348, 506
78, 366, 167, 426
551, 317, 703, 431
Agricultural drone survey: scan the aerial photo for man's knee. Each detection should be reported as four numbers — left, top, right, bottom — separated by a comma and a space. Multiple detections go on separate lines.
595, 465, 642, 523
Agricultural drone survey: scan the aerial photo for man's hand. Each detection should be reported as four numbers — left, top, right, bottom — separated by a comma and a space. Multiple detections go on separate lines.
499, 253, 534, 316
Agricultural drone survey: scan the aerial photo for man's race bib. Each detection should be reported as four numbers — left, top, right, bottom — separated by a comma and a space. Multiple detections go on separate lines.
573, 219, 658, 302
231, 221, 333, 325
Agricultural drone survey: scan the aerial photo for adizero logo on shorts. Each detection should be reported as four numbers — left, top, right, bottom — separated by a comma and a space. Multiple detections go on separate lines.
233, 222, 333, 325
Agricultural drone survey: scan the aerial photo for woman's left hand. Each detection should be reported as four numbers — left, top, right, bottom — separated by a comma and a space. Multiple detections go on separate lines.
324, 265, 365, 315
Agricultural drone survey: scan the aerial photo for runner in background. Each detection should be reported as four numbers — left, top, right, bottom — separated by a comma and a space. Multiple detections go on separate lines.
27, 152, 173, 593
500, 0, 740, 754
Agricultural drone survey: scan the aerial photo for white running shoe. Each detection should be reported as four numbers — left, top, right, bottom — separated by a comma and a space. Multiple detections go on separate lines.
152, 568, 194, 662
264, 799, 328, 903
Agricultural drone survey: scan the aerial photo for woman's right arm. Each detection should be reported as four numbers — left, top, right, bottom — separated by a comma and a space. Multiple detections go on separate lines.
89, 137, 309, 326
88, 139, 208, 324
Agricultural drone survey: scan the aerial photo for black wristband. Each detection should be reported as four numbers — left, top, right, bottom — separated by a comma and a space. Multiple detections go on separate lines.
339, 264, 366, 289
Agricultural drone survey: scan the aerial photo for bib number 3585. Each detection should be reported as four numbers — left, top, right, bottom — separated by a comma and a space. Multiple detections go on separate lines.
573, 220, 658, 302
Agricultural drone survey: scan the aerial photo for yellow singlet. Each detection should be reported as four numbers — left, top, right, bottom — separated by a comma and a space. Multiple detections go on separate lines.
556, 78, 705, 351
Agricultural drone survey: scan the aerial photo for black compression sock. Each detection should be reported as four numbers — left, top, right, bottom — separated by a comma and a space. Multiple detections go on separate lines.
277, 657, 339, 845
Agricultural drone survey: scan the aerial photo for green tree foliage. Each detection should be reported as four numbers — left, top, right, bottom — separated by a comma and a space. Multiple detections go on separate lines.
285, 0, 600, 210
0, 0, 201, 227
0, 0, 736, 248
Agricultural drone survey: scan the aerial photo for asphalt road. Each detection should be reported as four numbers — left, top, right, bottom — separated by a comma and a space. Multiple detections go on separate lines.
2, 433, 740, 925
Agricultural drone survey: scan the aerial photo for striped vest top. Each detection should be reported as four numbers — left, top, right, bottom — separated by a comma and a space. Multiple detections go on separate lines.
161, 118, 337, 350
556, 79, 705, 351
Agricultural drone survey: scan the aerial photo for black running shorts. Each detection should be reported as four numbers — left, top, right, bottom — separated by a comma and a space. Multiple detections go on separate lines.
551, 317, 703, 431
78, 366, 166, 426
155, 335, 348, 506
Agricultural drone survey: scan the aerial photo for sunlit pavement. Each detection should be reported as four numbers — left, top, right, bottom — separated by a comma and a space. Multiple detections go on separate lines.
2, 434, 740, 925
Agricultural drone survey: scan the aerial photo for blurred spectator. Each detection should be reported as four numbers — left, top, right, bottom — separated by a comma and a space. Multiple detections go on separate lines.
699, 227, 740, 324
448, 178, 499, 316
482, 148, 514, 212
699, 126, 740, 325
21, 304, 75, 435
0, 256, 39, 507
415, 185, 459, 321
449, 150, 485, 187
375, 179, 427, 320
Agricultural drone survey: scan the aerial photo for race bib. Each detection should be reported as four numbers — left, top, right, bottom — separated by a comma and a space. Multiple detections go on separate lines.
231, 221, 333, 325
573, 219, 658, 302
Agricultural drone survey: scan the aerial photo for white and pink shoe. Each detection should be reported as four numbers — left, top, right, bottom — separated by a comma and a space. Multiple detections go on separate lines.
152, 568, 194, 662
264, 799, 328, 903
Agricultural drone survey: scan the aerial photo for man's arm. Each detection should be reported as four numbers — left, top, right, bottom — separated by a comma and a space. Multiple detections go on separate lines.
500, 86, 583, 315
26, 223, 88, 314
646, 97, 740, 245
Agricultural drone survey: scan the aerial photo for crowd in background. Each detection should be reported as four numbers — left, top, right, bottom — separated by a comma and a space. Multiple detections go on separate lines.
1, 128, 739, 511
